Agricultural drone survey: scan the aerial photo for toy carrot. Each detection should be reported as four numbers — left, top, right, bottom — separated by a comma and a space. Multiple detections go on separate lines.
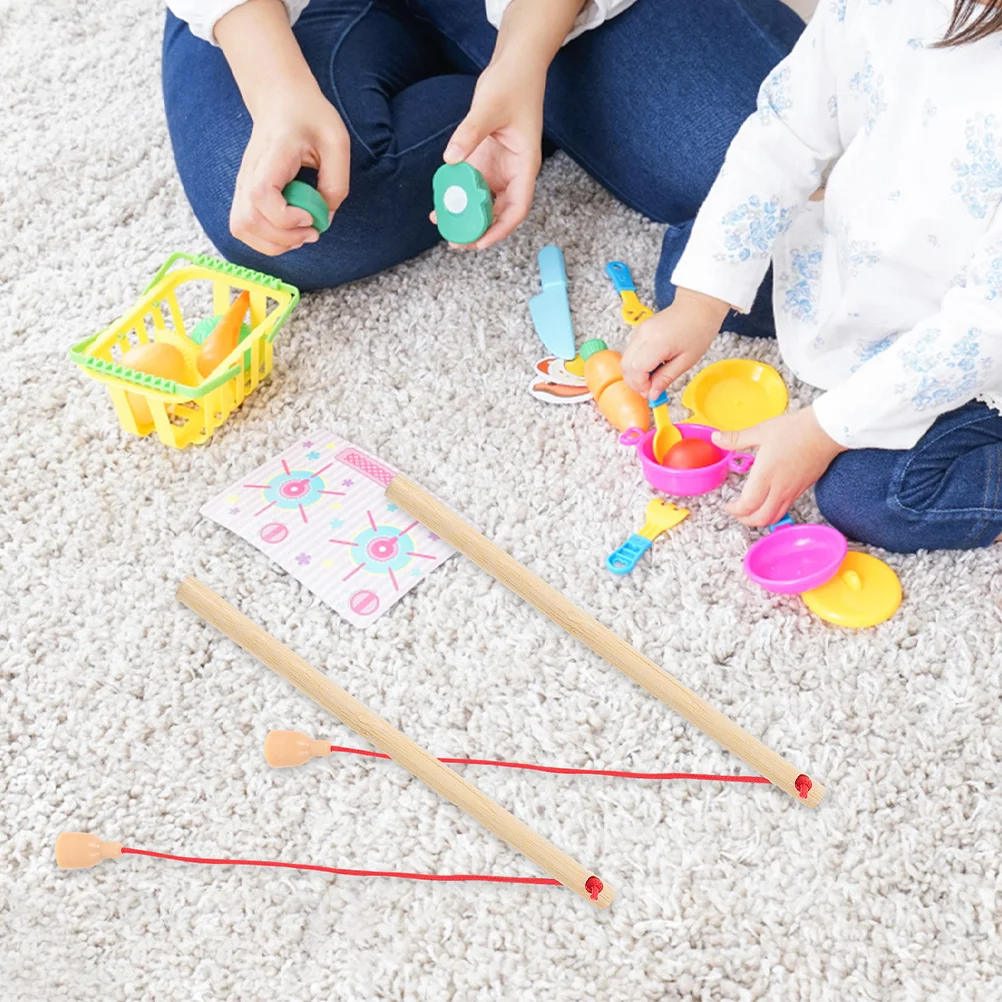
197, 289, 250, 378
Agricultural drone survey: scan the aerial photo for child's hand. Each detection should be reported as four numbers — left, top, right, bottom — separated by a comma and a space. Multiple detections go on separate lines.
621, 289, 731, 399
434, 61, 546, 250
712, 407, 846, 527
230, 82, 350, 256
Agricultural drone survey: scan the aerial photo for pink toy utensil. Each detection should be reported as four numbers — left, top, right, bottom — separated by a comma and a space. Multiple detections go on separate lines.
744, 516, 902, 627
743, 518, 847, 595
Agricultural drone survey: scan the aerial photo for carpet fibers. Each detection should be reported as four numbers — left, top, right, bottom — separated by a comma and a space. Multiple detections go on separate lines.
2, 2, 1001, 1000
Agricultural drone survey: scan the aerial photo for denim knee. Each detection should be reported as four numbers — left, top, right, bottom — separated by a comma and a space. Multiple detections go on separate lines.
814, 451, 912, 552
654, 220, 694, 310
816, 407, 1002, 552
815, 450, 939, 554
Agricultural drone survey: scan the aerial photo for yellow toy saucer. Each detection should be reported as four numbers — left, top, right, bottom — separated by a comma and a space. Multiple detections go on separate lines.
802, 551, 902, 628
682, 359, 788, 431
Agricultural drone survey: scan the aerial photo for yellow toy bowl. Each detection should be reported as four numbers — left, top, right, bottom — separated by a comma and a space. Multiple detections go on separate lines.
69, 252, 299, 448
682, 359, 788, 432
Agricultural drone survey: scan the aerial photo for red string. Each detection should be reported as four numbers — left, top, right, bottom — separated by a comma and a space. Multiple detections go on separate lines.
121, 848, 561, 888
328, 746, 771, 785
795, 774, 812, 799
113, 751, 781, 893
115, 758, 789, 894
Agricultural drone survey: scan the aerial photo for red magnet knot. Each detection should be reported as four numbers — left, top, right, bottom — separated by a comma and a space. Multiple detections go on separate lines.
585, 876, 603, 901
794, 774, 812, 799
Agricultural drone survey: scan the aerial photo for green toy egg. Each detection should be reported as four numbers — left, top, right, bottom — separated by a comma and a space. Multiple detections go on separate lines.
432, 163, 493, 244
282, 180, 331, 233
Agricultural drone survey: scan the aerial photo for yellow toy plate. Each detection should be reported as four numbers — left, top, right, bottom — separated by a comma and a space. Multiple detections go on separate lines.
802, 551, 902, 628
682, 359, 788, 431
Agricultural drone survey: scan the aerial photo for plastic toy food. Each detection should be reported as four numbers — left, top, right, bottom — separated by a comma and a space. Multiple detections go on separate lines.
682, 358, 788, 431
620, 422, 753, 496
196, 290, 250, 378
119, 342, 191, 428
744, 517, 901, 627
650, 390, 682, 461
662, 437, 722, 470
528, 356, 590, 404
580, 338, 650, 433
282, 180, 330, 232
432, 162, 493, 244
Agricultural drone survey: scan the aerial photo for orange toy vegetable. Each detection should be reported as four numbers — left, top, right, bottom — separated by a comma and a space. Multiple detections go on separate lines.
580, 338, 650, 433
119, 342, 191, 428
196, 290, 250, 378
661, 437, 723, 469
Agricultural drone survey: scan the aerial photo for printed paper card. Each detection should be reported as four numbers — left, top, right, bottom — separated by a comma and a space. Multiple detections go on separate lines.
201, 433, 455, 627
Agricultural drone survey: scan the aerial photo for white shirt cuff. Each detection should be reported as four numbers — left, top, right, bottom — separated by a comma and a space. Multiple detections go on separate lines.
168, 0, 310, 44
485, 0, 637, 44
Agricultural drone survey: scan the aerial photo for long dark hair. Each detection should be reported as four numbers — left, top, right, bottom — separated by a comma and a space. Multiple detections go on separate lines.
939, 0, 1002, 46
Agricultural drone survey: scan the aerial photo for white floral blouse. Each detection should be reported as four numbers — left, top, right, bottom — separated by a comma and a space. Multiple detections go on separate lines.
672, 0, 1002, 450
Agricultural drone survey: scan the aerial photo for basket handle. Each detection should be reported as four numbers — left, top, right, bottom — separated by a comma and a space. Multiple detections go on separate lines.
143, 252, 196, 293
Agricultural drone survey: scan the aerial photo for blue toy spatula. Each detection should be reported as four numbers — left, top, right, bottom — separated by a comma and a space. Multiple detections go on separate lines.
606, 499, 690, 575
529, 245, 576, 360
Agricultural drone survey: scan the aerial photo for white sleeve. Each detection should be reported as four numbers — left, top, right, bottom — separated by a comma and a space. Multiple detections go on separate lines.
167, 0, 310, 44
485, 0, 638, 43
813, 212, 1002, 450
670, 1, 848, 312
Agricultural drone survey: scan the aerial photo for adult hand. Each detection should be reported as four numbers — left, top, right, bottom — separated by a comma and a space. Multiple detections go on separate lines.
230, 81, 350, 256
712, 407, 847, 527
620, 289, 730, 399
434, 60, 545, 250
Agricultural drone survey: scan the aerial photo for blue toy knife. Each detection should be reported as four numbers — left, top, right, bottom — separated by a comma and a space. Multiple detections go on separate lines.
529, 245, 576, 360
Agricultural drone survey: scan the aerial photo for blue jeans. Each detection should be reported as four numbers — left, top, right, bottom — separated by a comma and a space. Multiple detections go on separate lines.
161, 0, 804, 291
658, 226, 1002, 553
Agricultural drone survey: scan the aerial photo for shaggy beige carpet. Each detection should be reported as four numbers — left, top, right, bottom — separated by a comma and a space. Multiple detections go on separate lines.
4, 2, 1002, 1000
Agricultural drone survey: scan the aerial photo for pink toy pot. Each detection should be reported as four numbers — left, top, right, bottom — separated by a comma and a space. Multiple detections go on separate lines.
619, 422, 754, 497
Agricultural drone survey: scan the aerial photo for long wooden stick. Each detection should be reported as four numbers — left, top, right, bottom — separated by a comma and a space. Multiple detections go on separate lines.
385, 475, 825, 808
176, 577, 615, 908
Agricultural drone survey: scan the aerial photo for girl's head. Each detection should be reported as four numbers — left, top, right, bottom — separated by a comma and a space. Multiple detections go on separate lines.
940, 0, 1002, 46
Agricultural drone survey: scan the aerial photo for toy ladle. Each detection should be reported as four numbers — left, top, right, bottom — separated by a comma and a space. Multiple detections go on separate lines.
650, 391, 682, 463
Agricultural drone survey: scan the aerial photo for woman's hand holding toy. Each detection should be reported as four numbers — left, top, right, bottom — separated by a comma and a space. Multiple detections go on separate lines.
712, 408, 846, 528
437, 63, 544, 250
434, 0, 584, 250
621, 289, 730, 399
216, 0, 349, 256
